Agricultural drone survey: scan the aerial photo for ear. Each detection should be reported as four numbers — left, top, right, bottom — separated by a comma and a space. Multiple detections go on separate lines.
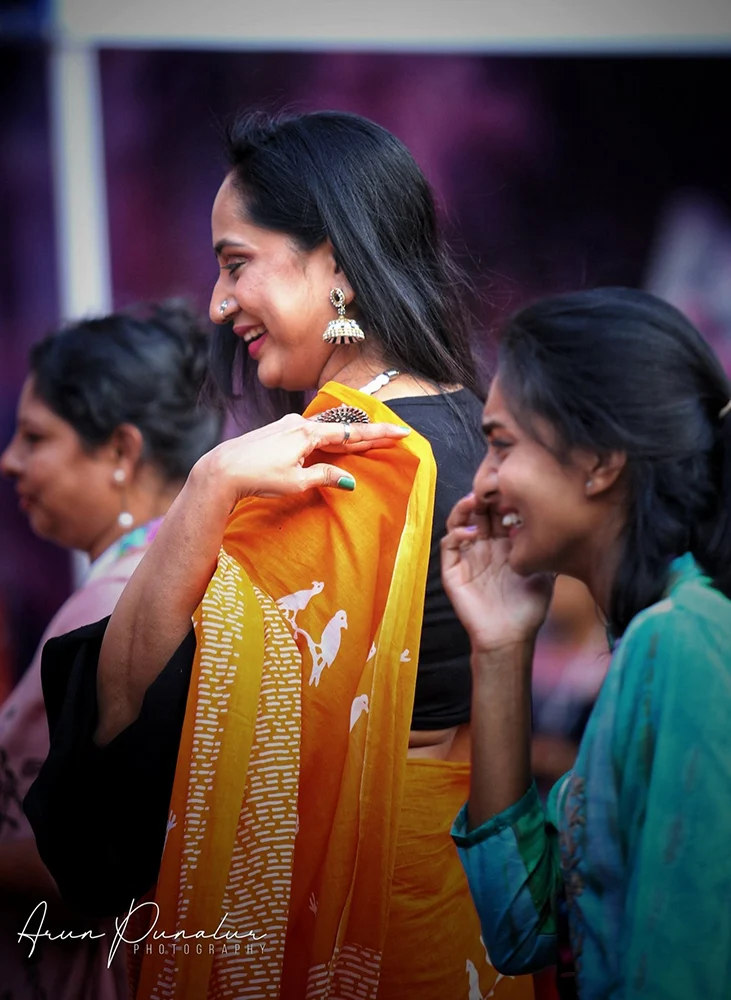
583, 450, 627, 497
105, 423, 145, 479
321, 239, 354, 303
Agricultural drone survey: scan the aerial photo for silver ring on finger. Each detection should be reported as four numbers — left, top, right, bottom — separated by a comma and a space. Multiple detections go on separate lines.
341, 422, 351, 444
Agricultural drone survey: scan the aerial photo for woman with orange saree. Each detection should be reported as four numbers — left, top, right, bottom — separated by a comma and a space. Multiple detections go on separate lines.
25, 111, 535, 1000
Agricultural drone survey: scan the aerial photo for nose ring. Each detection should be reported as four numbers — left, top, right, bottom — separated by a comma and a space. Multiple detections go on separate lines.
219, 299, 230, 318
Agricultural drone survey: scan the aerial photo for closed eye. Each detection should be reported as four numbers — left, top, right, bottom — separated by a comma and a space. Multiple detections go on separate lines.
223, 260, 247, 277
487, 438, 512, 451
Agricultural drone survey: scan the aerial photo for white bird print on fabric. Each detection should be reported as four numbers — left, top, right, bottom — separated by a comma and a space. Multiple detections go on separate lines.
466, 958, 482, 1000
367, 642, 377, 662
484, 974, 508, 998
297, 610, 348, 687
276, 581, 324, 626
164, 810, 177, 851
349, 694, 370, 731
400, 649, 411, 662
480, 936, 490, 963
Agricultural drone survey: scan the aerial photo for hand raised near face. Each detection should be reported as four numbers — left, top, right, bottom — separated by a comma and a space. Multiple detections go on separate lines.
196, 413, 410, 507
441, 492, 554, 653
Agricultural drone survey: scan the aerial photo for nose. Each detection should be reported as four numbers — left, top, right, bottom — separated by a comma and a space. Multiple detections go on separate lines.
472, 451, 499, 506
209, 284, 224, 325
0, 435, 21, 480
209, 277, 235, 326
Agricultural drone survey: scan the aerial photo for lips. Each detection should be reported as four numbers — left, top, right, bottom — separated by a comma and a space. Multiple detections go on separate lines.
233, 324, 268, 360
233, 324, 267, 343
247, 332, 268, 359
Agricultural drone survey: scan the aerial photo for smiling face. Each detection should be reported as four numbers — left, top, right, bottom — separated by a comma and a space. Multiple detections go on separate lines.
209, 175, 353, 392
0, 377, 122, 555
473, 377, 614, 579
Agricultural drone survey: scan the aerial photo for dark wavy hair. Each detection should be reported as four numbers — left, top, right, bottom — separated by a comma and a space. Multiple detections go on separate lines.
30, 301, 224, 481
209, 109, 481, 420
498, 287, 731, 636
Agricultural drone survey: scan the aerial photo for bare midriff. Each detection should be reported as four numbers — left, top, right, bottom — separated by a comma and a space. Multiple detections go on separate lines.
406, 722, 471, 761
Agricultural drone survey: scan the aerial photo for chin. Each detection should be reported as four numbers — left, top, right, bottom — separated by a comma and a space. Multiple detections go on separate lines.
255, 367, 280, 390
258, 370, 314, 393
254, 367, 294, 392
28, 518, 62, 548
508, 554, 533, 577
26, 510, 47, 537
508, 543, 551, 578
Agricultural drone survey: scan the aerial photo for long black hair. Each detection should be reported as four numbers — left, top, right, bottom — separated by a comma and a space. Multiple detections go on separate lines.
498, 287, 731, 636
30, 301, 223, 481
209, 110, 480, 418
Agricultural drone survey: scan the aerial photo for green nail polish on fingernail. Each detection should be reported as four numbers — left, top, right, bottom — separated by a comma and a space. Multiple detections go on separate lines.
337, 475, 356, 491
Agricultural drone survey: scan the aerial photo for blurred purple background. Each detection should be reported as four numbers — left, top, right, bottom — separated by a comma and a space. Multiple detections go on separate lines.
1, 45, 731, 687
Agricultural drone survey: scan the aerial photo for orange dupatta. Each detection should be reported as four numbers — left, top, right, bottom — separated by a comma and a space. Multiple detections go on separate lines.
134, 383, 435, 999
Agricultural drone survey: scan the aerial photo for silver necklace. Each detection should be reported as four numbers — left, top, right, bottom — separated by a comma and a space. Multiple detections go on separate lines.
358, 369, 400, 396
313, 369, 402, 427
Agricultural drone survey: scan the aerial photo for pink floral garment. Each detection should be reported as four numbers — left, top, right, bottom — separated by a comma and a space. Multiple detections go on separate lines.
0, 520, 160, 1000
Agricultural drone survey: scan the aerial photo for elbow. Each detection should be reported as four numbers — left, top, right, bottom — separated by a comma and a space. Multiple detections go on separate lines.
480, 928, 557, 978
93, 685, 145, 746
489, 952, 527, 977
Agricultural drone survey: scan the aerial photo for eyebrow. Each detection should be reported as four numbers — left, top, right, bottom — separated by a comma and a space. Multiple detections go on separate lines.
481, 419, 508, 436
213, 239, 253, 257
17, 418, 45, 432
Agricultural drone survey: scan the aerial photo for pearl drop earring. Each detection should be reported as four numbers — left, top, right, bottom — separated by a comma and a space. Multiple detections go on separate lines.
113, 468, 134, 528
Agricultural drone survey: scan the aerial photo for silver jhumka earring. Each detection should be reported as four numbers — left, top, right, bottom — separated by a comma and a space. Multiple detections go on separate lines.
322, 288, 365, 345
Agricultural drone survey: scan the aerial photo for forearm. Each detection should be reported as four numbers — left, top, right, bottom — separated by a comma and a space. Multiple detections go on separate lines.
95, 458, 232, 744
467, 642, 534, 829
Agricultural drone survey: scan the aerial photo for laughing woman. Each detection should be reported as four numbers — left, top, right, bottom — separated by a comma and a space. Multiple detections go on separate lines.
25, 112, 534, 1000
442, 287, 731, 999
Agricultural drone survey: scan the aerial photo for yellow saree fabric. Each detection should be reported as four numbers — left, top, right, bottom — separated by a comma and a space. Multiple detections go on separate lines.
380, 758, 530, 999
133, 383, 533, 1000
